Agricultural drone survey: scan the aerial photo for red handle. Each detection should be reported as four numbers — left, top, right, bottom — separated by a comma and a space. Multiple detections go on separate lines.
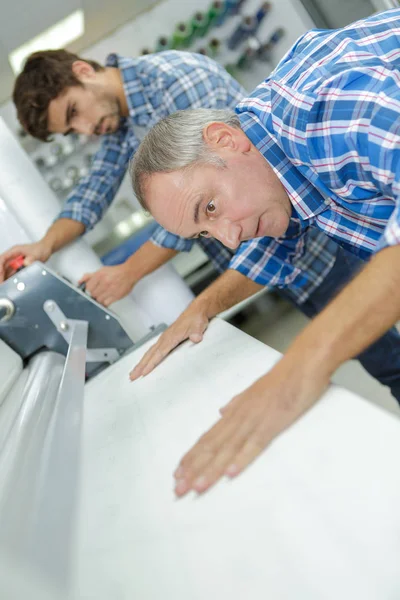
8, 254, 25, 271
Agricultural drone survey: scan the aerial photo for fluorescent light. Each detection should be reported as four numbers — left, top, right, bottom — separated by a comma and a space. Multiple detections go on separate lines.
9, 10, 85, 75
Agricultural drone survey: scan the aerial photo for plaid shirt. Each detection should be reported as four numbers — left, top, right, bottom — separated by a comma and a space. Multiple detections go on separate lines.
234, 8, 400, 273
58, 49, 338, 303
59, 51, 245, 230
153, 226, 338, 304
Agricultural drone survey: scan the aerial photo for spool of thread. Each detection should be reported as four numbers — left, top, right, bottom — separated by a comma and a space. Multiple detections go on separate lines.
85, 153, 95, 167
237, 37, 261, 69
257, 28, 285, 62
257, 41, 272, 62
62, 176, 74, 191
50, 142, 63, 158
224, 63, 238, 78
208, 1, 226, 27
66, 165, 80, 183
227, 15, 256, 50
225, 0, 246, 17
62, 141, 74, 156
191, 12, 210, 39
208, 38, 221, 58
49, 178, 63, 193
155, 36, 171, 52
172, 22, 194, 49
270, 27, 285, 45
35, 157, 45, 170
255, 2, 271, 25
44, 154, 58, 169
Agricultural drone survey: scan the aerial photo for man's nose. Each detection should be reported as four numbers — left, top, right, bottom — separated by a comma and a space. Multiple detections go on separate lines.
73, 117, 94, 136
212, 220, 241, 250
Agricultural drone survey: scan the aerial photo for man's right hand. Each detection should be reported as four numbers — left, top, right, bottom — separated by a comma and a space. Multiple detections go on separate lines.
129, 308, 210, 381
0, 241, 52, 282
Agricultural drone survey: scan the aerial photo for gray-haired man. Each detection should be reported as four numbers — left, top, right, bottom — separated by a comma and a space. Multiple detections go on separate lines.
129, 10, 400, 497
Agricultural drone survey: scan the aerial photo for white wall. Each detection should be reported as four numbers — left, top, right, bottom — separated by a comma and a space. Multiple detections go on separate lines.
0, 0, 315, 249
0, 0, 315, 132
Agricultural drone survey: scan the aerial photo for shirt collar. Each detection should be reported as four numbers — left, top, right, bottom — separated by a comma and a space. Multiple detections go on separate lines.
236, 108, 329, 222
105, 53, 153, 125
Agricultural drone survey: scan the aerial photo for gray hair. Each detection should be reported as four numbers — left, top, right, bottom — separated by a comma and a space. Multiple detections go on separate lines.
130, 108, 241, 210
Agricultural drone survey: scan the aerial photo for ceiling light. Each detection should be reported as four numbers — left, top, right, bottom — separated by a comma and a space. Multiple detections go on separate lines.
9, 10, 85, 75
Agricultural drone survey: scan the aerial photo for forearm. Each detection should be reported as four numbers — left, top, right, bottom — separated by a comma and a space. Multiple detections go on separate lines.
260, 245, 400, 439
285, 245, 400, 378
129, 268, 263, 380
123, 241, 178, 281
43, 218, 86, 254
188, 269, 264, 318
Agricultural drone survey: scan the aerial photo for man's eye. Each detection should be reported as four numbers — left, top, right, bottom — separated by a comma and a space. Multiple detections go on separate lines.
199, 230, 210, 237
206, 200, 216, 214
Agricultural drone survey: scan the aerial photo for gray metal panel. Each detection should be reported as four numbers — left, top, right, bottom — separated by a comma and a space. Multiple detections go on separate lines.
0, 261, 134, 377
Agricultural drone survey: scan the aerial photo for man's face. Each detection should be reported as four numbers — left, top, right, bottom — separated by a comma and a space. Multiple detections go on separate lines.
47, 62, 121, 136
144, 130, 292, 250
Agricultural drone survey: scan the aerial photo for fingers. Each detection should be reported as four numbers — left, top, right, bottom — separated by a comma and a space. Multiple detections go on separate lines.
83, 273, 104, 300
78, 272, 92, 285
223, 435, 266, 478
129, 314, 209, 381
219, 394, 242, 417
188, 318, 209, 343
129, 334, 182, 380
0, 247, 25, 282
79, 268, 129, 307
102, 297, 114, 307
174, 411, 246, 496
174, 404, 265, 497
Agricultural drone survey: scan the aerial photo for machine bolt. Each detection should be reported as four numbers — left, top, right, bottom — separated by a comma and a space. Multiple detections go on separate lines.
59, 321, 69, 332
16, 282, 25, 291
44, 300, 55, 313
0, 298, 15, 322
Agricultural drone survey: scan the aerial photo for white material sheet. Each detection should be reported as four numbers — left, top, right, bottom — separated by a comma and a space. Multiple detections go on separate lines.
77, 319, 400, 600
0, 340, 22, 406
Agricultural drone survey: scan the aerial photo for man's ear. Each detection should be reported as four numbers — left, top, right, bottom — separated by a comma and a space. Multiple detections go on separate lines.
71, 60, 96, 82
203, 122, 251, 153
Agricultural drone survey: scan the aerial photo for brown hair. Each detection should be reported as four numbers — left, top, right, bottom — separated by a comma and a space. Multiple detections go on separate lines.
12, 49, 104, 141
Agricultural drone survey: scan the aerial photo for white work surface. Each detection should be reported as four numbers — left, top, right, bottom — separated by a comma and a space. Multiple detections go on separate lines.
76, 319, 400, 600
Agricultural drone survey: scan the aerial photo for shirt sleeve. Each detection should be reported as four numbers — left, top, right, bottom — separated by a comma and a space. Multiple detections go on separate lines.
58, 122, 140, 231
303, 66, 400, 252
150, 225, 194, 252
141, 52, 247, 117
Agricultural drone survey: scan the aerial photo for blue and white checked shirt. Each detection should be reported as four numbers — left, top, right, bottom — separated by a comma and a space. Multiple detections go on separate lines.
234, 8, 400, 278
58, 49, 338, 303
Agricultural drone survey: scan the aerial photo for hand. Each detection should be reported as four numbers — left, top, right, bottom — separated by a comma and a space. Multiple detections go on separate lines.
79, 264, 136, 306
129, 308, 210, 380
173, 358, 329, 497
0, 241, 52, 283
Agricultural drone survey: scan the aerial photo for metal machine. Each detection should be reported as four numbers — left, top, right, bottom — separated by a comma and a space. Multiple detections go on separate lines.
0, 262, 164, 600
0, 261, 155, 379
